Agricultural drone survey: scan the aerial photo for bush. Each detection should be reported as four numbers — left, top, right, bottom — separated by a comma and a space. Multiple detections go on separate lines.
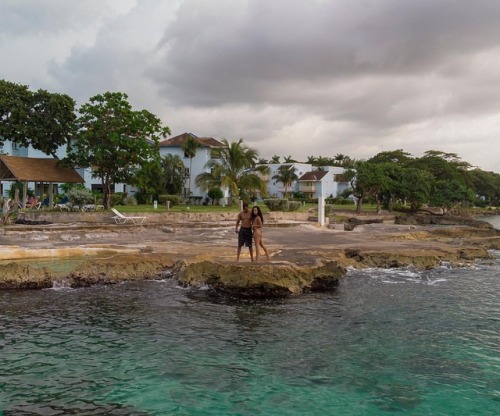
208, 188, 224, 204
8, 182, 34, 199
158, 194, 182, 206
324, 204, 335, 215
263, 199, 301, 212
110, 193, 125, 207
66, 188, 94, 206
123, 196, 138, 206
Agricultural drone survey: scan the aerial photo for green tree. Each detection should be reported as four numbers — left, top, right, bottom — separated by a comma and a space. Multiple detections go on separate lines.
270, 155, 281, 163
161, 154, 185, 195
369, 149, 413, 165
207, 187, 224, 205
283, 155, 298, 163
345, 161, 388, 213
64, 92, 170, 208
467, 169, 500, 206
272, 165, 298, 198
398, 168, 434, 210
430, 179, 475, 214
0, 79, 76, 155
182, 135, 201, 197
306, 155, 317, 165
195, 138, 266, 204
133, 156, 164, 202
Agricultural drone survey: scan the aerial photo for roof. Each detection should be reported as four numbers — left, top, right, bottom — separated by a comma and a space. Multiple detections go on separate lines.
159, 132, 225, 148
299, 171, 329, 181
0, 155, 84, 183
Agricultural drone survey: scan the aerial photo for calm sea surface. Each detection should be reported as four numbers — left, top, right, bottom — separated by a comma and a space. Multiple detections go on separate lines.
1, 217, 499, 415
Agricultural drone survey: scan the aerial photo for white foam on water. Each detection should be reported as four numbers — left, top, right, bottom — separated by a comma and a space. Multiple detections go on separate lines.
351, 266, 449, 286
47, 280, 74, 291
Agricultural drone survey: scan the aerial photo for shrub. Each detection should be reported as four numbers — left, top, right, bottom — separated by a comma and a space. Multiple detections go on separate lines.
110, 193, 125, 207
263, 199, 301, 212
324, 204, 335, 215
66, 188, 94, 206
8, 182, 34, 199
207, 188, 224, 205
123, 195, 138, 206
287, 201, 302, 211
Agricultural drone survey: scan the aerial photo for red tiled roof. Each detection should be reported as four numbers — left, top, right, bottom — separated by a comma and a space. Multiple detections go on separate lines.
299, 171, 328, 181
159, 132, 225, 148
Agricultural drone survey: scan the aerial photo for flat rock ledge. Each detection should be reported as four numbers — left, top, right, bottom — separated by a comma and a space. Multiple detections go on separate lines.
66, 255, 345, 297
0, 243, 496, 296
0, 214, 498, 296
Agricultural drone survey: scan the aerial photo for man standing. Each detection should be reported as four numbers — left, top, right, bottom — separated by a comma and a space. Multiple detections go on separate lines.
235, 202, 254, 262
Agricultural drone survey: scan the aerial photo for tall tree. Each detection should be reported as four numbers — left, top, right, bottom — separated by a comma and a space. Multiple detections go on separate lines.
64, 92, 170, 208
272, 165, 298, 198
270, 155, 281, 163
0, 79, 76, 155
182, 135, 202, 197
430, 179, 475, 214
161, 154, 185, 195
195, 138, 266, 204
468, 169, 500, 206
283, 155, 298, 163
306, 155, 318, 165
345, 161, 388, 214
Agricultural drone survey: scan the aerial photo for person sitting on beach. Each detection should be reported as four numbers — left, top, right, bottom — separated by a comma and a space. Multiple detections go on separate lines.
251, 205, 270, 262
235, 202, 254, 262
26, 195, 39, 208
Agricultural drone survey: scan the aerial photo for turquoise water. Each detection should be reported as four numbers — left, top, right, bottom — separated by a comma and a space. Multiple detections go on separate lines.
0, 219, 499, 415
1, 261, 499, 415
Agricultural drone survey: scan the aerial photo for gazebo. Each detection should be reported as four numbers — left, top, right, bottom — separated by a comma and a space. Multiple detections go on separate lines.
0, 155, 84, 208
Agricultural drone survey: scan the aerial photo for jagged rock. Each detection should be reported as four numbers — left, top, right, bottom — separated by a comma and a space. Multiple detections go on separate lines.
70, 253, 176, 287
341, 247, 492, 269
344, 217, 384, 231
15, 219, 52, 225
396, 214, 493, 228
175, 260, 345, 296
0, 263, 53, 289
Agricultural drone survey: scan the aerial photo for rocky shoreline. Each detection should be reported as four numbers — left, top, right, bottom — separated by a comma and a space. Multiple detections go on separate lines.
0, 212, 499, 296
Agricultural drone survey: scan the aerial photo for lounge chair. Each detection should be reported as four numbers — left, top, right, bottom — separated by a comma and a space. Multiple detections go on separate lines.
111, 208, 146, 224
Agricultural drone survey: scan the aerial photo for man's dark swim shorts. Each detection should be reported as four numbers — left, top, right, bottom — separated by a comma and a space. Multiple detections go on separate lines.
238, 227, 253, 247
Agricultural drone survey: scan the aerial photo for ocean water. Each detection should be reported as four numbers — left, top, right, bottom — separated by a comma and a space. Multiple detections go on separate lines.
0, 219, 499, 415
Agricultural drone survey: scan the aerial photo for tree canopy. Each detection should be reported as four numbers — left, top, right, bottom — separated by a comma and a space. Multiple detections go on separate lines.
63, 91, 170, 208
0, 79, 76, 155
195, 138, 266, 204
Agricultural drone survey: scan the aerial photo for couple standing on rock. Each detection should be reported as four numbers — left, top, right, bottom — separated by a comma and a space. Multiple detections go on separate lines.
235, 202, 270, 262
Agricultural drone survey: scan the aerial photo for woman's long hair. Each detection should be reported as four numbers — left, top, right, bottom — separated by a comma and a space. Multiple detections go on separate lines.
251, 205, 264, 224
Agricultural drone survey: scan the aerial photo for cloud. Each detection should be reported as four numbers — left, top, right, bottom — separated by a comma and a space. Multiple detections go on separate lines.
0, 0, 500, 171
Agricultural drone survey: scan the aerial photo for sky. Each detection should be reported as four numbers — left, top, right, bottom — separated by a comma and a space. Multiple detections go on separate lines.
1, 0, 500, 172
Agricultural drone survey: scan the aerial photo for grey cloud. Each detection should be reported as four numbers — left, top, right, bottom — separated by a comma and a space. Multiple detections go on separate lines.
152, 0, 500, 108
0, 0, 129, 36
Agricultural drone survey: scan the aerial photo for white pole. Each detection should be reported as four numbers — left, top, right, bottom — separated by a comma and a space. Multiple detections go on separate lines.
317, 181, 325, 226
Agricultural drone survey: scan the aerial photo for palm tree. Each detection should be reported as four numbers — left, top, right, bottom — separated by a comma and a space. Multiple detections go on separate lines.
272, 165, 298, 198
283, 155, 298, 163
182, 135, 201, 197
161, 154, 185, 195
195, 138, 266, 204
270, 155, 281, 164
306, 155, 318, 165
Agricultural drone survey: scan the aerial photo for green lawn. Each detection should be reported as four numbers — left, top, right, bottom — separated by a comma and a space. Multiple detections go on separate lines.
115, 202, 378, 214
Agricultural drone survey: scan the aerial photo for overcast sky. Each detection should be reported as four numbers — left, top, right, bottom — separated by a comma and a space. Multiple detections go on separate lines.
1, 0, 500, 172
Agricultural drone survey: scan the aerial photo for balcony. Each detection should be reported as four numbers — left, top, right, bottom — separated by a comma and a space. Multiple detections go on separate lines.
299, 184, 316, 193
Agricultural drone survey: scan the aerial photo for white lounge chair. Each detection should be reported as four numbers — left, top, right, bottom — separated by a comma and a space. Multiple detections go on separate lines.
111, 208, 146, 224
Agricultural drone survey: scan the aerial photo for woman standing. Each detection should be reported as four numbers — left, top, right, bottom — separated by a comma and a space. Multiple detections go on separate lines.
251, 206, 270, 262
